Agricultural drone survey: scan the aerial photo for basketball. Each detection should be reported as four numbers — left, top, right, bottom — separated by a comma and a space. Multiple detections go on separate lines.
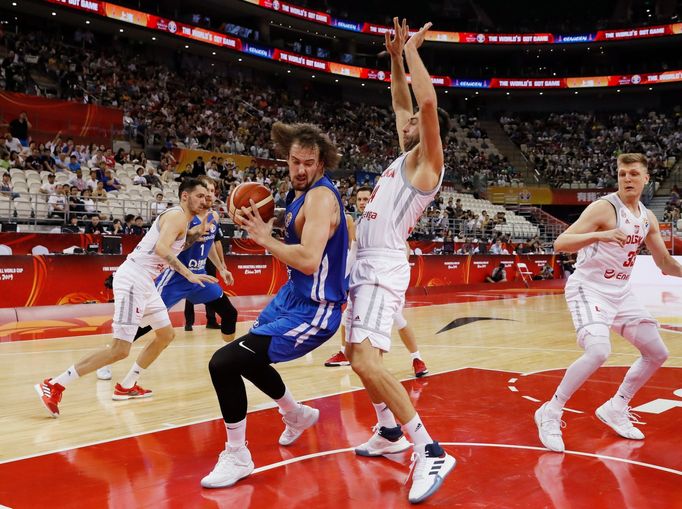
228, 182, 275, 226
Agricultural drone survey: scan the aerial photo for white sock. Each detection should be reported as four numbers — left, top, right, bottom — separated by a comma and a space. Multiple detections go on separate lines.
403, 413, 433, 447
120, 362, 145, 389
225, 418, 247, 448
611, 394, 629, 412
52, 365, 80, 387
276, 388, 300, 415
410, 351, 422, 361
372, 402, 398, 428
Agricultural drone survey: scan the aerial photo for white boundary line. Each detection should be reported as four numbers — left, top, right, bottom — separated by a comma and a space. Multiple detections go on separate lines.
249, 442, 682, 477
0, 366, 471, 465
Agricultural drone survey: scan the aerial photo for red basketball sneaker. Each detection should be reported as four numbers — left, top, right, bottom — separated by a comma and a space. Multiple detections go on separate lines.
413, 358, 429, 378
324, 350, 350, 367
112, 383, 153, 401
34, 378, 65, 418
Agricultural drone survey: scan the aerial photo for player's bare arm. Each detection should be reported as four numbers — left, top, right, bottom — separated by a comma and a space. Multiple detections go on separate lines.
156, 211, 218, 286
240, 187, 338, 275
403, 22, 444, 191
386, 17, 412, 151
554, 199, 627, 252
183, 211, 214, 249
345, 213, 356, 244
645, 210, 682, 277
209, 241, 234, 285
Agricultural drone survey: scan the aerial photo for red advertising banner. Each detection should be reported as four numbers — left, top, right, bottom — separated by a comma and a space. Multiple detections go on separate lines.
488, 187, 615, 205
0, 254, 561, 307
0, 91, 122, 143
0, 232, 139, 255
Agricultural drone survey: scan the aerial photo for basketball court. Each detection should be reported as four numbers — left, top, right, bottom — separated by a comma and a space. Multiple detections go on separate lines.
1, 288, 680, 508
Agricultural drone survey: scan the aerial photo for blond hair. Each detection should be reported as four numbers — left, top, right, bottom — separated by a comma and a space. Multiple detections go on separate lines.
617, 153, 648, 169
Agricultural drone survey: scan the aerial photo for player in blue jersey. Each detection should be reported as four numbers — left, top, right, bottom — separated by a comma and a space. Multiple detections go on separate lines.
201, 122, 348, 489
96, 178, 238, 393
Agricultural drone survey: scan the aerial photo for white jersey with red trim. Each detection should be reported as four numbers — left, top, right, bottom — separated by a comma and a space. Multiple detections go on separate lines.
355, 153, 443, 252
126, 206, 187, 279
571, 192, 651, 293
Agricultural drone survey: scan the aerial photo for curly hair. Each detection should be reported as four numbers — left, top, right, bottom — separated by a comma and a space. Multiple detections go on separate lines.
271, 122, 341, 169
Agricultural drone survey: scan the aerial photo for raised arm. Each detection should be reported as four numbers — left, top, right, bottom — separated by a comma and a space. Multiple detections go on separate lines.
385, 17, 412, 151
644, 210, 682, 277
403, 22, 444, 181
241, 187, 338, 275
554, 200, 625, 253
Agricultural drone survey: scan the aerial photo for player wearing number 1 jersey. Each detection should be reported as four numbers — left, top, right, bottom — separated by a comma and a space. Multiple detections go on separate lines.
535, 153, 682, 453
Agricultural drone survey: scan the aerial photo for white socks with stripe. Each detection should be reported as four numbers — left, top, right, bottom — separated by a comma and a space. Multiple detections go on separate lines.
225, 418, 247, 449
120, 362, 145, 389
373, 402, 398, 428
52, 365, 80, 387
403, 413, 433, 448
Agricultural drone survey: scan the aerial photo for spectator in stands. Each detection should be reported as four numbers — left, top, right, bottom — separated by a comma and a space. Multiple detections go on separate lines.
123, 214, 135, 234
67, 186, 85, 219
40, 173, 57, 196
92, 181, 108, 202
67, 169, 85, 193
39, 148, 56, 173
4, 133, 22, 154
9, 112, 31, 147
0, 173, 19, 199
160, 165, 175, 185
192, 156, 206, 177
130, 215, 145, 235
86, 170, 99, 192
25, 148, 45, 172
150, 192, 167, 217
110, 218, 124, 235
489, 239, 509, 255
9, 151, 24, 169
102, 169, 123, 192
81, 188, 98, 217
62, 216, 82, 233
0, 150, 9, 172
132, 167, 147, 187
47, 184, 67, 218
67, 155, 81, 173
144, 167, 162, 189
533, 264, 555, 280
175, 163, 192, 182
84, 215, 106, 234
54, 153, 69, 173
485, 263, 507, 283
114, 148, 127, 165
103, 148, 116, 169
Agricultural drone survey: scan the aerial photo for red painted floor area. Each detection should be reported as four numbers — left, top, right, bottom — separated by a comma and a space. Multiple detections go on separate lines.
1, 367, 680, 508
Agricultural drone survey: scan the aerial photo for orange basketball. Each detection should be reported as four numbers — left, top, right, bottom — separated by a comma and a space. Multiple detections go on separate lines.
228, 182, 275, 226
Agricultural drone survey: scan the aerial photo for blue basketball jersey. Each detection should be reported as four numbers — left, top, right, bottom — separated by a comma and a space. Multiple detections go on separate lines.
177, 212, 220, 274
284, 174, 348, 303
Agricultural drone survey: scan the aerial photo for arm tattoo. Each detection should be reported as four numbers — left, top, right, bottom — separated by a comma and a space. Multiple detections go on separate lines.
183, 229, 203, 250
165, 254, 193, 278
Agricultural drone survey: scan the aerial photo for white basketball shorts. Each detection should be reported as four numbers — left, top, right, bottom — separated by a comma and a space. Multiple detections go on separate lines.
565, 277, 657, 346
112, 260, 171, 342
347, 249, 410, 352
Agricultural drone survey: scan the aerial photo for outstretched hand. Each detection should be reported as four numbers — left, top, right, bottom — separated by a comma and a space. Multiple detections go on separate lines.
404, 21, 432, 51
384, 17, 409, 58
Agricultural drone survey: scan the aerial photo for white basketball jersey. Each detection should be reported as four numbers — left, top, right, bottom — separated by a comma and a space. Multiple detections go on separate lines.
126, 206, 187, 278
356, 153, 444, 252
571, 193, 651, 291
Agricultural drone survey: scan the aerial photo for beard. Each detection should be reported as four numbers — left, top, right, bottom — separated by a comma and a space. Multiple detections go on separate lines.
404, 135, 418, 152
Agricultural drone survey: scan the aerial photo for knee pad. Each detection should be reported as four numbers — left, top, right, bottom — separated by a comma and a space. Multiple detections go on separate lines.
577, 324, 611, 364
624, 320, 669, 364
393, 312, 407, 330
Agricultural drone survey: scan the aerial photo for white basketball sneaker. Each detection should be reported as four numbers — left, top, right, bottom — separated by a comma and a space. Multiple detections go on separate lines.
278, 404, 319, 446
354, 425, 412, 457
407, 442, 456, 504
595, 399, 645, 440
201, 443, 254, 488
535, 402, 566, 453
96, 366, 112, 381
